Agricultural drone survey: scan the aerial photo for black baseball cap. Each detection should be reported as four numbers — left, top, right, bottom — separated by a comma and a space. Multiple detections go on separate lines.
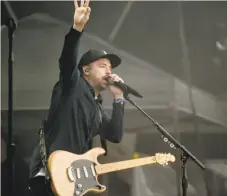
78, 49, 121, 70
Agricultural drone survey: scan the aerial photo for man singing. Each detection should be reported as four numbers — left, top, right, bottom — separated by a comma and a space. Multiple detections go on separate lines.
26, 0, 125, 195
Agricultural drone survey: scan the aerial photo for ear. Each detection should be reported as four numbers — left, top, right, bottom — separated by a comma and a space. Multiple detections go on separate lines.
82, 66, 90, 75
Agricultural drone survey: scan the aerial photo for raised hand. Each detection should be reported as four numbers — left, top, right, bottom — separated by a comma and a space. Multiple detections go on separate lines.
73, 0, 91, 32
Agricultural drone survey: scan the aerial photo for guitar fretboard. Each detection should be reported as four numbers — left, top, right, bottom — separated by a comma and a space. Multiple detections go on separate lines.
95, 156, 157, 175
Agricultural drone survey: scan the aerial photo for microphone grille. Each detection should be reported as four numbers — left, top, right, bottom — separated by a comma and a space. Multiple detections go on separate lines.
107, 77, 114, 85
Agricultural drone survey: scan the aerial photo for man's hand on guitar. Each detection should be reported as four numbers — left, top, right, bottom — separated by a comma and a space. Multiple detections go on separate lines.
73, 0, 91, 32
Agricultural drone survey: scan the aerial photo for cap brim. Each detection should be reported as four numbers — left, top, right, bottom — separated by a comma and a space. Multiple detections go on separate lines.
78, 52, 121, 69
99, 54, 121, 69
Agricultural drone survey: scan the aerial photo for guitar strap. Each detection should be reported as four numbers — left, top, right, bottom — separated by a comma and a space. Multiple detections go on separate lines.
37, 79, 63, 182
38, 120, 51, 182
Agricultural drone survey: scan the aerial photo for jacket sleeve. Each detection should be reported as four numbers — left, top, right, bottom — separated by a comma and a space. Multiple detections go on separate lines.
100, 102, 125, 143
58, 27, 83, 90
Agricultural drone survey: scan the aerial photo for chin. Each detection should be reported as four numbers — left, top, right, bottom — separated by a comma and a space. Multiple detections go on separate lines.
99, 84, 108, 91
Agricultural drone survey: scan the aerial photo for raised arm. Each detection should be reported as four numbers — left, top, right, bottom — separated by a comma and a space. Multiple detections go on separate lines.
59, 0, 91, 88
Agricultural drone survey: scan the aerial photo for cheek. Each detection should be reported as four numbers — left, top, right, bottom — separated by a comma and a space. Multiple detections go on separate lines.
96, 70, 105, 78
91, 71, 102, 82
90, 68, 105, 82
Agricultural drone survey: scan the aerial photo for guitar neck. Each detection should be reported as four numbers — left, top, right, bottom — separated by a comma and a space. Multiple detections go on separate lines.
95, 156, 156, 175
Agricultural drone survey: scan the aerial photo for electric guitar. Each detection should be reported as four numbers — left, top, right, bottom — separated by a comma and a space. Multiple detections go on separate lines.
48, 147, 175, 196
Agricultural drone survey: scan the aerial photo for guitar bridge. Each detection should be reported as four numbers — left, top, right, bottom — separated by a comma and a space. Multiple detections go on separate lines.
67, 167, 76, 182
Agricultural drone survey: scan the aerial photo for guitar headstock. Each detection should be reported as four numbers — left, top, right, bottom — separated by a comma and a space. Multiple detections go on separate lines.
154, 153, 176, 166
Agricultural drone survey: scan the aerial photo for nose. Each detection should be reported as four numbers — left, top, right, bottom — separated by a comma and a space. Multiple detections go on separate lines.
106, 67, 112, 75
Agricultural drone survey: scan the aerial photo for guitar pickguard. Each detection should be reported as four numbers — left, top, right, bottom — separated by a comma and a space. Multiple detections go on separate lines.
69, 159, 105, 196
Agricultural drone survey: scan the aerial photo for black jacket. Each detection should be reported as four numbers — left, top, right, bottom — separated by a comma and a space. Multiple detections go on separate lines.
29, 27, 125, 178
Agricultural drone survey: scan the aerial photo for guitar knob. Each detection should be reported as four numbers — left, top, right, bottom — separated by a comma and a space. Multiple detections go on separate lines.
77, 184, 83, 189
75, 191, 80, 195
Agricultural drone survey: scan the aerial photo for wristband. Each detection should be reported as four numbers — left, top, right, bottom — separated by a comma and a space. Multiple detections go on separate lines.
114, 98, 124, 104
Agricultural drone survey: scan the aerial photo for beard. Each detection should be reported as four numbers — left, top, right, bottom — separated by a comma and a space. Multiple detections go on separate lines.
98, 82, 108, 91
98, 76, 109, 91
91, 75, 109, 92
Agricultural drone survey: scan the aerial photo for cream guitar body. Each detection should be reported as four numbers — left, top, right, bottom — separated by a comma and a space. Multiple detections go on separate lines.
48, 147, 175, 196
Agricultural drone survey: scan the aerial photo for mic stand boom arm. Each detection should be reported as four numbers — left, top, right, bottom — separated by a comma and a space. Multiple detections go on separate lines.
123, 93, 205, 196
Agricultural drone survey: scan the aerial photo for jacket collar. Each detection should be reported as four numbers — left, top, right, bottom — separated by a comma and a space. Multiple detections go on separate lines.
81, 77, 103, 104
82, 77, 95, 96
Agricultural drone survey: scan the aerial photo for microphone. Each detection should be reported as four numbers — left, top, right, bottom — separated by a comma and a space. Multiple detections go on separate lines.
108, 78, 143, 98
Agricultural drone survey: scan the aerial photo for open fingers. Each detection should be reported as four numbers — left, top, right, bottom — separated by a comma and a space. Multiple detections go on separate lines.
80, 0, 84, 7
74, 0, 78, 8
74, 0, 90, 8
84, 0, 90, 7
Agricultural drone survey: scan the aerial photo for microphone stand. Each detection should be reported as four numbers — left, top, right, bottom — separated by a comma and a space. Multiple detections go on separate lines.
123, 93, 206, 196
6, 17, 17, 196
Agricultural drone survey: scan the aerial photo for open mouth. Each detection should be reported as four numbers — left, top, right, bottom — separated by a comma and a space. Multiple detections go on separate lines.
102, 76, 109, 84
102, 79, 108, 85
